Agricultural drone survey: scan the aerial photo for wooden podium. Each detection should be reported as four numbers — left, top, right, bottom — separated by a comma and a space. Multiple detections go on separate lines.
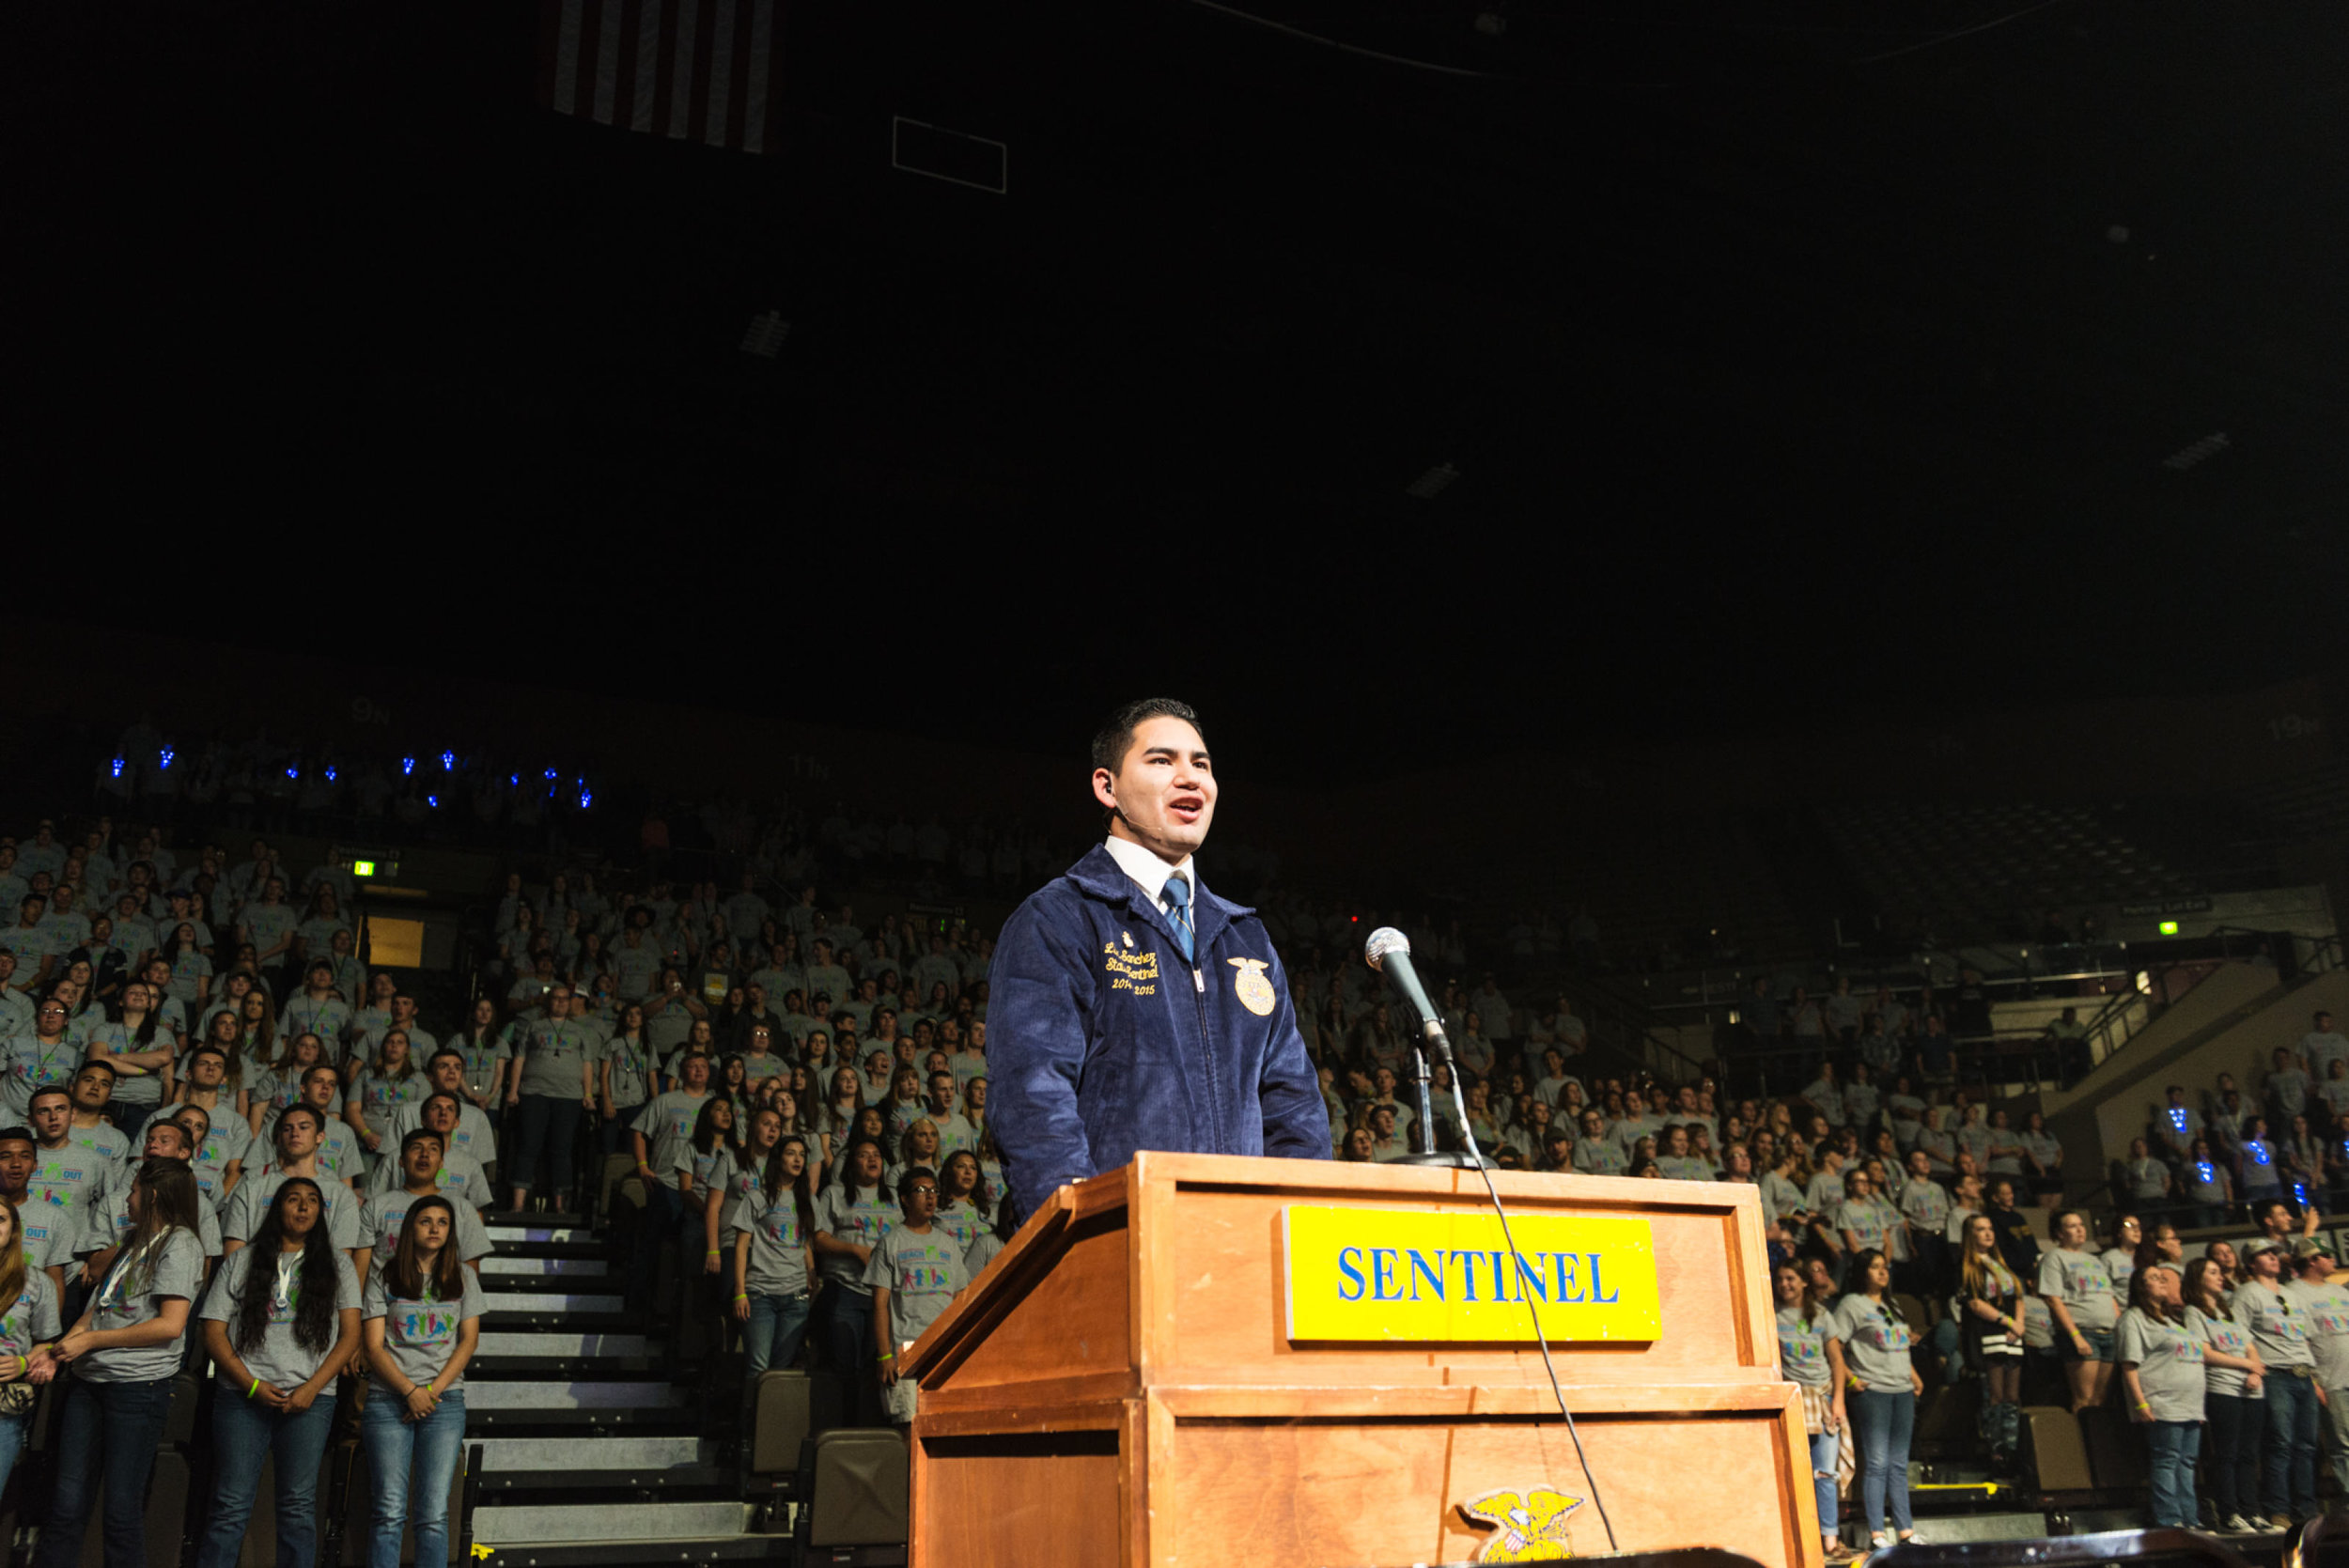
901, 1153, 1817, 1566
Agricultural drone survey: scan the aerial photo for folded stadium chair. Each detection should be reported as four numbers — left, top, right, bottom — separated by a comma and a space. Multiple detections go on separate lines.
2077, 1406, 2150, 1491
751, 1371, 814, 1476
801, 1429, 908, 1549
2018, 1406, 2092, 1492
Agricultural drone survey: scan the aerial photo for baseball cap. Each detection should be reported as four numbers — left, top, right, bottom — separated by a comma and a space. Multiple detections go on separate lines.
2243, 1237, 2284, 1259
2293, 1237, 2337, 1262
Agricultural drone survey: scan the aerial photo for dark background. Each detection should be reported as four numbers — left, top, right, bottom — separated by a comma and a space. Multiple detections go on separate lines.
11, 0, 2346, 783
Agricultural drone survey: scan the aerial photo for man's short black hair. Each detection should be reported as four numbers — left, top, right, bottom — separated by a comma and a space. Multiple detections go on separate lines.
1091, 698, 1203, 773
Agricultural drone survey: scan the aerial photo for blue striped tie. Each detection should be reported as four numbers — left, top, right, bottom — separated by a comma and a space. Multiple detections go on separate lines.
1163, 874, 1194, 963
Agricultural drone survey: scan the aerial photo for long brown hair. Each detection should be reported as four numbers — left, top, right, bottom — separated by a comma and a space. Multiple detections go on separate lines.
109, 1159, 201, 1298
2183, 1256, 2233, 1322
388, 1195, 468, 1303
1960, 1213, 2012, 1300
2129, 1263, 2180, 1327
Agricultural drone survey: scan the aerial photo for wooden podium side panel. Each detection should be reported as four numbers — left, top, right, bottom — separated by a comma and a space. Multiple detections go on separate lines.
929, 1214, 1134, 1394
914, 1429, 1125, 1568
1162, 1408, 1807, 1568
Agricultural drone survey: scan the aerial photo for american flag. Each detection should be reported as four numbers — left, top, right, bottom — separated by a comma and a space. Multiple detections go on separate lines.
537, 0, 786, 154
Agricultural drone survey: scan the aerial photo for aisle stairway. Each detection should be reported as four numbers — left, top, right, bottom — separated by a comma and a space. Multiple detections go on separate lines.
462, 1215, 792, 1567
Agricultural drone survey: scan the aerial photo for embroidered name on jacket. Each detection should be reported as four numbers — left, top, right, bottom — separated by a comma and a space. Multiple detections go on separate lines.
1102, 944, 1160, 996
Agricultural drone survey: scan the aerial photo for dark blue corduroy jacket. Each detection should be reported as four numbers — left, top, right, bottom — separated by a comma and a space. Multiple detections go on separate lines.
987, 845, 1330, 1219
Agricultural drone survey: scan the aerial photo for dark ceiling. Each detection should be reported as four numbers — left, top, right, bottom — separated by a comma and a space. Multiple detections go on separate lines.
10, 0, 2346, 775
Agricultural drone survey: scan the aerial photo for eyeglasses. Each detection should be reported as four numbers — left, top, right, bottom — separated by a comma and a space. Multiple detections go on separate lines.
908, 1187, 940, 1196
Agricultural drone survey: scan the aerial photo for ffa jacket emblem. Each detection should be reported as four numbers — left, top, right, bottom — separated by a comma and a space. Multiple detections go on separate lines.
1228, 957, 1276, 1017
1459, 1484, 1580, 1561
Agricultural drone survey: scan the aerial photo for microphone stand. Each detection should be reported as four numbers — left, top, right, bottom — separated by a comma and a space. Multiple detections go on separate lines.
1384, 1021, 1491, 1170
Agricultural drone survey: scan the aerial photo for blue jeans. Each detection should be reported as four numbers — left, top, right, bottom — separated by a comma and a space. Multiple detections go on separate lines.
511, 1094, 583, 1198
744, 1293, 813, 1377
1849, 1389, 1915, 1533
2265, 1370, 2323, 1516
0, 1407, 27, 1501
2145, 1419, 2201, 1529
2205, 1391, 2263, 1521
362, 1389, 468, 1568
32, 1374, 179, 1568
194, 1384, 338, 1568
1807, 1428, 1840, 1541
820, 1287, 883, 1427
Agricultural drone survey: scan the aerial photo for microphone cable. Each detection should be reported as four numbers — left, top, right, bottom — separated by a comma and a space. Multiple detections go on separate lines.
1446, 1070, 1619, 1552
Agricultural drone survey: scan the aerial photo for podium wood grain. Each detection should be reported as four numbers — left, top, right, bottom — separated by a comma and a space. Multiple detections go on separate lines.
902, 1153, 1819, 1568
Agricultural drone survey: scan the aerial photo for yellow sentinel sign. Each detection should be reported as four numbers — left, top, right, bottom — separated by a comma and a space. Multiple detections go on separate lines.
1282, 1206, 1660, 1343
350, 860, 377, 878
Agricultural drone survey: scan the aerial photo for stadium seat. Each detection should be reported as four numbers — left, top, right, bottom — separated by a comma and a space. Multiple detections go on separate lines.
750, 1371, 814, 1475
803, 1429, 909, 1547
2017, 1406, 2091, 1492
2077, 1407, 2149, 1491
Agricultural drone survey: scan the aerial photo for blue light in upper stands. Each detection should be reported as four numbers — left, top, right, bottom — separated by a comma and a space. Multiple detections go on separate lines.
158, 749, 174, 769
401, 757, 415, 776
110, 759, 124, 779
443, 751, 457, 771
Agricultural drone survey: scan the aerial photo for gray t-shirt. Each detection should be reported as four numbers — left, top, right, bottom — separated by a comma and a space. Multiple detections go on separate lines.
814, 1188, 895, 1293
730, 1188, 813, 1297
2287, 1278, 2349, 1389
382, 1104, 497, 1172
2240, 1280, 2315, 1371
2038, 1248, 2121, 1332
2116, 1305, 2208, 1422
223, 1171, 365, 1253
363, 1152, 493, 1212
363, 1264, 488, 1393
2201, 1307, 2263, 1400
355, 1188, 494, 1264
862, 1222, 970, 1348
631, 1091, 711, 1187
514, 1018, 594, 1100
597, 1033, 657, 1111
28, 1139, 116, 1246
0, 1270, 63, 1361
1828, 1294, 1915, 1392
201, 1246, 362, 1391
1776, 1302, 1833, 1390
83, 1227, 206, 1382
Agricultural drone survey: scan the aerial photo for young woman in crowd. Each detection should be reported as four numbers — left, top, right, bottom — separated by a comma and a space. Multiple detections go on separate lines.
362, 1194, 485, 1568
2116, 1262, 2203, 1530
813, 1137, 894, 1425
1828, 1249, 1924, 1550
2185, 1254, 2271, 1534
2101, 1214, 2143, 1301
251, 1031, 329, 1133
1774, 1262, 1856, 1562
347, 1028, 425, 1167
194, 1177, 363, 1568
2183, 1138, 2233, 1227
86, 980, 176, 1126
35, 1160, 206, 1568
1955, 1213, 2025, 1469
729, 1128, 817, 1378
448, 997, 511, 1131
2039, 1209, 2120, 1413
599, 1002, 656, 1157
0, 1196, 62, 1498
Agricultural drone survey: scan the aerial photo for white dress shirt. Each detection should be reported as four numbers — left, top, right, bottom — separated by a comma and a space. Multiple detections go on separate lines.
1102, 835, 1195, 920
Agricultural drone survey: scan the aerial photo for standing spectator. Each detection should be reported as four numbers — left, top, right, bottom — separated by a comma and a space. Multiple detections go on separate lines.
2116, 1262, 2203, 1529
361, 1195, 485, 1568
1741, 976, 1781, 1061
1824, 977, 1863, 1049
2303, 1013, 2349, 1082
2185, 1255, 2270, 1534
2183, 1140, 2233, 1227
1955, 1214, 2026, 1469
866, 1166, 971, 1430
1828, 1249, 1925, 1550
729, 1129, 817, 1379
0, 1194, 62, 1497
2122, 1138, 2172, 1217
2285, 1237, 2349, 1502
2268, 1048, 2315, 1133
2039, 1209, 2119, 1414
33, 1160, 205, 1568
2239, 1237, 2322, 1529
194, 1178, 363, 1568
813, 1138, 894, 1426
1774, 1263, 1857, 1563
505, 985, 595, 1212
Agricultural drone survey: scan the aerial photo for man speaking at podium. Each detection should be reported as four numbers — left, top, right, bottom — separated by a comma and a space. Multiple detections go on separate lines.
988, 698, 1330, 1222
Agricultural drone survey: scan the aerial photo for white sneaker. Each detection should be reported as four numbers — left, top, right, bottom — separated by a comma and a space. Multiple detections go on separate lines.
2223, 1514, 2259, 1533
1900, 1531, 1929, 1545
1871, 1532, 1894, 1550
2263, 1515, 2294, 1534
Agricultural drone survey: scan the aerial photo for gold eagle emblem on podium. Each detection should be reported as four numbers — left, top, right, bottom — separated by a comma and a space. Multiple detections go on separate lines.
1458, 1484, 1581, 1561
